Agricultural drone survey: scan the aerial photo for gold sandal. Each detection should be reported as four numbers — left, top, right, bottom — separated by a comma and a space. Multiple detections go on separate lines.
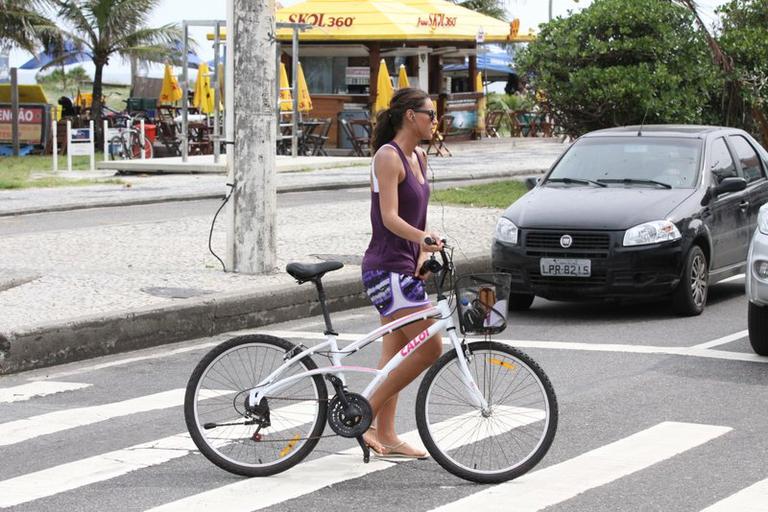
376, 440, 429, 460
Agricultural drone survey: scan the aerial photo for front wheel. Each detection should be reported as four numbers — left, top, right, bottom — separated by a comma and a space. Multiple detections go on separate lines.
748, 302, 768, 355
416, 341, 557, 483
184, 334, 328, 477
672, 245, 708, 316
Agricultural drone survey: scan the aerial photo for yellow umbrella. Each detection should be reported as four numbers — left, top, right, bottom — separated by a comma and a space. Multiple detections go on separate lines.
374, 59, 394, 114
159, 64, 183, 104
476, 71, 486, 135
279, 62, 293, 112
397, 64, 409, 89
297, 62, 313, 113
193, 62, 215, 114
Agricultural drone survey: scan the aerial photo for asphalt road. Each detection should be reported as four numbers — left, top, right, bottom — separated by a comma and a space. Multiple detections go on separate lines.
1, 276, 766, 511
0, 177, 515, 236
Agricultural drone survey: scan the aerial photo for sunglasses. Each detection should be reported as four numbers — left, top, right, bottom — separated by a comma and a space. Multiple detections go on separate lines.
412, 109, 436, 121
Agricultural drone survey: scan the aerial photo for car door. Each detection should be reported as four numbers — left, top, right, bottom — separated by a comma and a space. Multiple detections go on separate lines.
705, 136, 748, 269
728, 134, 768, 247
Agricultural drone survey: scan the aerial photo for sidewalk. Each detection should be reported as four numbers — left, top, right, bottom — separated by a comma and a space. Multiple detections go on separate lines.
0, 138, 568, 374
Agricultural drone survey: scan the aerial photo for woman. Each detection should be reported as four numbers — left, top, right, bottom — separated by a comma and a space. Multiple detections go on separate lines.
361, 87, 444, 459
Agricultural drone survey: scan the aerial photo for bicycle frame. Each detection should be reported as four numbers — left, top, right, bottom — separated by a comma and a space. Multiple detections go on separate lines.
247, 296, 490, 413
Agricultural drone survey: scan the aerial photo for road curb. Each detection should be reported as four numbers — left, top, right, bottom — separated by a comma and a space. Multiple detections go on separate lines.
0, 168, 546, 217
0, 255, 491, 374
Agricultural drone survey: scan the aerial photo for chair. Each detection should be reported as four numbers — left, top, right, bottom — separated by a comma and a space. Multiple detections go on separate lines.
155, 105, 181, 156
426, 114, 453, 157
339, 117, 371, 157
305, 118, 333, 156
485, 110, 505, 138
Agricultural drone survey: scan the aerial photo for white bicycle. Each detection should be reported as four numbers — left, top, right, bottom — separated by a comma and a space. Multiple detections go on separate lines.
184, 240, 558, 483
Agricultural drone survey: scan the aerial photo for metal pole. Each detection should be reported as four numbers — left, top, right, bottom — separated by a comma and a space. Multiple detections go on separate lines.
10, 67, 19, 156
140, 118, 146, 159
276, 43, 281, 145
52, 120, 57, 172
213, 21, 221, 163
103, 119, 109, 161
291, 27, 299, 158
182, 22, 189, 161
549, 0, 553, 21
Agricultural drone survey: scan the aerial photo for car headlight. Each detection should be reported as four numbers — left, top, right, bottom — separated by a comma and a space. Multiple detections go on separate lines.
758, 206, 768, 235
495, 217, 519, 245
623, 220, 681, 247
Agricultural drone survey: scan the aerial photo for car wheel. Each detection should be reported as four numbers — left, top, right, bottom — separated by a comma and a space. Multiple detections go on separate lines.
672, 245, 708, 316
508, 293, 535, 311
748, 302, 768, 355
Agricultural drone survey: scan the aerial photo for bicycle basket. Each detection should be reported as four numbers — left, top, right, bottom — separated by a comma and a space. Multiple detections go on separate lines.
455, 273, 512, 335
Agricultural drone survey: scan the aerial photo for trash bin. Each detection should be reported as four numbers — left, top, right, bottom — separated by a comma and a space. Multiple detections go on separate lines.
142, 123, 157, 144
338, 108, 369, 149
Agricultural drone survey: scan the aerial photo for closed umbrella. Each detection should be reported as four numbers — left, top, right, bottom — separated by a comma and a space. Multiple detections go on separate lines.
397, 64, 409, 89
476, 71, 486, 135
193, 62, 215, 114
373, 59, 394, 115
279, 62, 292, 112
159, 63, 183, 104
297, 62, 313, 113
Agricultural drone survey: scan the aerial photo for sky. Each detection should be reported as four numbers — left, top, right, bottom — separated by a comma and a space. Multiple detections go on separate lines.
7, 0, 730, 85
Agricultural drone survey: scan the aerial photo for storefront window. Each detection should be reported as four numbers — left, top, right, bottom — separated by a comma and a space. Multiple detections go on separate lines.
303, 56, 348, 94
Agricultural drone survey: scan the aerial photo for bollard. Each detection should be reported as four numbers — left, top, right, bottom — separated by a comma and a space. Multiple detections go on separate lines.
66, 120, 72, 172
89, 120, 95, 170
103, 120, 109, 161
52, 120, 58, 172
140, 119, 146, 160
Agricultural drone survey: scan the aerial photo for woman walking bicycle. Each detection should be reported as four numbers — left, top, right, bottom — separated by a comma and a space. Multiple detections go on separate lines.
360, 88, 445, 458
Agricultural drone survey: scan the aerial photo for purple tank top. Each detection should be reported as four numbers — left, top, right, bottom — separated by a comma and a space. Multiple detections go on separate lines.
362, 141, 430, 274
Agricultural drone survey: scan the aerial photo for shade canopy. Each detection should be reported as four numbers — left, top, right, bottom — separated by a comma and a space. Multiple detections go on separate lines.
443, 51, 514, 77
398, 64, 409, 88
19, 41, 92, 70
193, 62, 215, 114
297, 63, 313, 112
159, 64, 183, 104
276, 0, 515, 42
373, 59, 394, 114
279, 62, 292, 112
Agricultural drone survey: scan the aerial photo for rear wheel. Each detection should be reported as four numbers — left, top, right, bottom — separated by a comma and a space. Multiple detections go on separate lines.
508, 292, 535, 311
672, 245, 708, 316
184, 334, 328, 477
416, 341, 557, 483
748, 302, 768, 355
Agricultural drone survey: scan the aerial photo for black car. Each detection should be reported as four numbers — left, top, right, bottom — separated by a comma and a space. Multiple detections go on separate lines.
492, 125, 768, 315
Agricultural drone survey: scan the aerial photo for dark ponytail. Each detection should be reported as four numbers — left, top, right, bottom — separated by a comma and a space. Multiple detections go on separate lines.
371, 87, 430, 152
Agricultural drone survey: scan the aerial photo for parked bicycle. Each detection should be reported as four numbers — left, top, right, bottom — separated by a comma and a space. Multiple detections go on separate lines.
184, 239, 558, 483
107, 112, 153, 160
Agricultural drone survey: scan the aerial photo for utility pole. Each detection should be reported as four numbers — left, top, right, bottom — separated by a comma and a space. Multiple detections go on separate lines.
226, 0, 277, 274
11, 67, 19, 157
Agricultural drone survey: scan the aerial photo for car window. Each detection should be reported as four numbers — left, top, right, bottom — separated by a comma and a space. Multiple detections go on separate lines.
729, 135, 764, 183
708, 137, 738, 185
547, 137, 701, 189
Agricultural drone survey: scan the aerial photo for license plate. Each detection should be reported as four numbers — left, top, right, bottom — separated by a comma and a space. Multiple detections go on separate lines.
539, 258, 591, 277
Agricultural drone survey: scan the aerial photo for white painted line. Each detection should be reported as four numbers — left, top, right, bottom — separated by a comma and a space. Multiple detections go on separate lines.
700, 477, 768, 511
0, 389, 185, 447
146, 407, 536, 512
431, 421, 732, 512
692, 330, 749, 349
0, 400, 307, 508
719, 273, 745, 284
0, 381, 91, 403
261, 330, 768, 364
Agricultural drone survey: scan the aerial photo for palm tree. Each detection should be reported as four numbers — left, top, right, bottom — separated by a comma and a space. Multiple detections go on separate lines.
0, 0, 59, 52
51, 0, 182, 141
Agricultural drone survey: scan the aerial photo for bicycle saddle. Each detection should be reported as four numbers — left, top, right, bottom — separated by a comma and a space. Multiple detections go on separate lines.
286, 261, 344, 282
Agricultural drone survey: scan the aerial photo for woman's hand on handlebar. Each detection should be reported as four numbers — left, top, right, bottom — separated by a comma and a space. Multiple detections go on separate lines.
420, 233, 444, 253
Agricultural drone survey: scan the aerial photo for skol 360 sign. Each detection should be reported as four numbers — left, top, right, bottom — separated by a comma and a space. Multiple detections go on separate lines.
416, 13, 458, 29
287, 13, 356, 28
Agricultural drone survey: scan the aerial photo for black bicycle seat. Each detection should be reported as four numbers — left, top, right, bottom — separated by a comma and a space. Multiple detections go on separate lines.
286, 261, 344, 282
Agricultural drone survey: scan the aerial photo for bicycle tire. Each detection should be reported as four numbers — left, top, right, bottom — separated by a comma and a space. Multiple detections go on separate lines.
416, 341, 557, 483
108, 135, 127, 160
185, 334, 328, 477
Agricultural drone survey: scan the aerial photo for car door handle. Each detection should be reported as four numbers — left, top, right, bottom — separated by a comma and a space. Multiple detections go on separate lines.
740, 200, 750, 211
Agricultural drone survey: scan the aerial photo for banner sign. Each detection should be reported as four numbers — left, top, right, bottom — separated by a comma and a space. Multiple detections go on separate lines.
286, 13, 356, 28
0, 104, 48, 144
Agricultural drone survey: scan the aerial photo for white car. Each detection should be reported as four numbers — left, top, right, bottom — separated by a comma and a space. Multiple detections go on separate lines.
746, 203, 768, 355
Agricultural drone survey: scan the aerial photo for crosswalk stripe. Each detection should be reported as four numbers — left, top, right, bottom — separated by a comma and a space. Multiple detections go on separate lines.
0, 381, 91, 403
0, 389, 186, 447
0, 400, 306, 508
146, 407, 545, 512
700, 478, 768, 511
430, 421, 732, 512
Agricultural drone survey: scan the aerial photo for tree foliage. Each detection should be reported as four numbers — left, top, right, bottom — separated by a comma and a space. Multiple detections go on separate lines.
516, 0, 722, 136
0, 0, 59, 52
453, 0, 506, 20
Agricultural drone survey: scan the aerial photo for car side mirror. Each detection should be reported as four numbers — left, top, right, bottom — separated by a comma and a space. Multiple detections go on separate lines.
714, 177, 747, 196
525, 176, 541, 190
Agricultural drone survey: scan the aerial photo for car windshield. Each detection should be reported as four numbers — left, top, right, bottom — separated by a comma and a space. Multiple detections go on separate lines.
546, 137, 702, 189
